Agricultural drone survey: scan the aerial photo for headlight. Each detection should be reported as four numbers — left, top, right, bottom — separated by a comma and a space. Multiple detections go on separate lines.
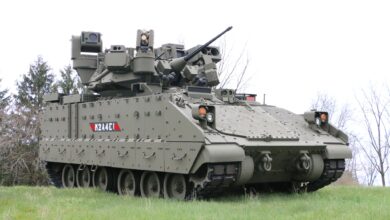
192, 105, 215, 127
206, 113, 214, 123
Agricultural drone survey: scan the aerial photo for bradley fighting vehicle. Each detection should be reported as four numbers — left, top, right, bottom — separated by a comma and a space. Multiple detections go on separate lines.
40, 27, 351, 199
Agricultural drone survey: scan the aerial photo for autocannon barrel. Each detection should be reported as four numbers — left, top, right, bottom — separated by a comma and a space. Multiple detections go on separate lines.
169, 26, 233, 72
183, 26, 232, 62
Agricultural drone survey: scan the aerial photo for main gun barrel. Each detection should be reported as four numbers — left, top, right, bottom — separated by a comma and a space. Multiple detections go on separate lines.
184, 26, 233, 62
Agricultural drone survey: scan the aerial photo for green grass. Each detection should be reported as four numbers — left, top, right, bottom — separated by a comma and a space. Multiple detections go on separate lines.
0, 186, 389, 220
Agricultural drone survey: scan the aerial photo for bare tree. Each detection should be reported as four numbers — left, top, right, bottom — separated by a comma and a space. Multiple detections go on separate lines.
0, 79, 11, 184
217, 38, 251, 92
0, 56, 54, 185
356, 85, 390, 186
0, 109, 48, 185
311, 93, 336, 121
357, 145, 378, 186
0, 79, 10, 109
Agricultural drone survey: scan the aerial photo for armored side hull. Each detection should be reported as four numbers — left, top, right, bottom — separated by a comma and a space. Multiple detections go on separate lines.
40, 90, 351, 199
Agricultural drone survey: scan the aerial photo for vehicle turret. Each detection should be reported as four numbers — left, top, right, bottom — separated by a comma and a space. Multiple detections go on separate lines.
71, 27, 231, 97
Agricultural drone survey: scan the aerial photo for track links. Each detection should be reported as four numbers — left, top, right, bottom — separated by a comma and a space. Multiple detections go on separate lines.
307, 159, 345, 192
191, 163, 239, 198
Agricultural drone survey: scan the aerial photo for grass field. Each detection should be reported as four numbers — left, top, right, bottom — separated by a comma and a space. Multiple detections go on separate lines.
0, 186, 389, 220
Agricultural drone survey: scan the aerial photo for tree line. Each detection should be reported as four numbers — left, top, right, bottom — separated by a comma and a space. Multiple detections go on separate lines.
0, 56, 81, 185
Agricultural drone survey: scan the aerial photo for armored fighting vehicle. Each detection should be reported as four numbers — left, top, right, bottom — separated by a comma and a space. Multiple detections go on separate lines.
40, 27, 351, 199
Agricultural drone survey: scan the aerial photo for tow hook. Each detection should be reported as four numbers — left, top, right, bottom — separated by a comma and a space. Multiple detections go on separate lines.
259, 152, 272, 172
296, 151, 311, 172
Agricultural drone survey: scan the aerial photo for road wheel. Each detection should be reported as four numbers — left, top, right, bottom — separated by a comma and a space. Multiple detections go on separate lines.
61, 164, 75, 188
164, 173, 188, 200
76, 165, 91, 187
117, 169, 139, 196
140, 171, 161, 198
93, 167, 117, 192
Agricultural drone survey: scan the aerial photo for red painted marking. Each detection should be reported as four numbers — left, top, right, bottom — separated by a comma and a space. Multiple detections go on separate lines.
114, 122, 121, 131
246, 96, 256, 101
89, 123, 95, 131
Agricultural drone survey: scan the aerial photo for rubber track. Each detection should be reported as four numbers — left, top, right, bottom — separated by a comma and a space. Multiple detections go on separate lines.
307, 159, 345, 192
193, 163, 239, 198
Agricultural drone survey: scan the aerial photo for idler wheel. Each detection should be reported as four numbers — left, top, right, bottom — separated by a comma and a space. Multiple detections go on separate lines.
164, 174, 188, 200
117, 169, 139, 196
62, 164, 75, 188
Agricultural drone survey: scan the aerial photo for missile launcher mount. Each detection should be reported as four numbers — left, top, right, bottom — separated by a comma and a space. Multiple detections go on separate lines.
40, 27, 351, 199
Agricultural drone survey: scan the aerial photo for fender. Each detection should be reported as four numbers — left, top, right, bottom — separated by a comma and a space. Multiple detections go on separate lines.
324, 144, 352, 159
190, 144, 245, 173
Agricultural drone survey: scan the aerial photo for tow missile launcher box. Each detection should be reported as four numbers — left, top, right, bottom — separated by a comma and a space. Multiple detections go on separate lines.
40, 27, 351, 199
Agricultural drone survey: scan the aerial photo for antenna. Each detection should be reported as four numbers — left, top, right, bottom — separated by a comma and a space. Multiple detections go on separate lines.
263, 94, 266, 105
